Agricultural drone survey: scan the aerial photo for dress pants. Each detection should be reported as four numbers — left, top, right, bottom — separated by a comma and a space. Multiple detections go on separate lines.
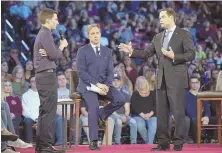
35, 71, 57, 147
81, 87, 125, 142
156, 74, 185, 146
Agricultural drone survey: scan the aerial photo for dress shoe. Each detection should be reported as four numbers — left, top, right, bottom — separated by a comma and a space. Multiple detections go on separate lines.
36, 145, 65, 153
1, 128, 18, 141
151, 145, 170, 151
89, 140, 100, 150
173, 144, 183, 151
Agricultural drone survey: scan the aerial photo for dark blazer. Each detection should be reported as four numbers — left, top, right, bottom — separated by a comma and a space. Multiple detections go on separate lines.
131, 27, 195, 89
76, 44, 114, 93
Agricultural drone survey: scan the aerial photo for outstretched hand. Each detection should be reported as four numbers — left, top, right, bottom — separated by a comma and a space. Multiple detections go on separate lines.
118, 42, 133, 54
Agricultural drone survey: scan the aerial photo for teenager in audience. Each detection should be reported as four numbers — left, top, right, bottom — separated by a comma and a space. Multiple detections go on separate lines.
111, 73, 137, 144
24, 60, 34, 82
185, 76, 211, 143
1, 61, 12, 82
11, 65, 29, 97
22, 76, 40, 143
55, 72, 82, 146
1, 79, 23, 135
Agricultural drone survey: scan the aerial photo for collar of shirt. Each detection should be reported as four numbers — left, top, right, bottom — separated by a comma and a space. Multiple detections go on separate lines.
90, 43, 100, 54
166, 25, 176, 33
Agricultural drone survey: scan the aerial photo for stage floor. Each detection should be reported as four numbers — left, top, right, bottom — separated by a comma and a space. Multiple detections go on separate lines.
16, 144, 222, 153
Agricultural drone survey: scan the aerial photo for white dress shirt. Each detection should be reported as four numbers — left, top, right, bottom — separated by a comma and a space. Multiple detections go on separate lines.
90, 43, 100, 55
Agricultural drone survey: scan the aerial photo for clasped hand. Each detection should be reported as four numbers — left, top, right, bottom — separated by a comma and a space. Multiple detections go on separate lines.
161, 46, 174, 60
96, 83, 109, 95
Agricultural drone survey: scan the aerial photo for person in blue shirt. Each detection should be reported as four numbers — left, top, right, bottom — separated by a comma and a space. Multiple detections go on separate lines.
185, 76, 211, 143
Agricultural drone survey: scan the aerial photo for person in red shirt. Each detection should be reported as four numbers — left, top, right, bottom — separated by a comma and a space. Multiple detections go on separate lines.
2, 79, 23, 135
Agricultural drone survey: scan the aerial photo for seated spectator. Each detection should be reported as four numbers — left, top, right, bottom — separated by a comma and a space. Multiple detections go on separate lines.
56, 55, 69, 73
131, 76, 157, 144
123, 55, 137, 86
1, 100, 32, 153
1, 61, 12, 82
109, 73, 137, 144
1, 79, 23, 135
114, 64, 133, 94
8, 47, 22, 74
185, 76, 211, 143
22, 76, 40, 143
11, 65, 29, 97
195, 44, 206, 60
24, 60, 34, 82
55, 73, 82, 146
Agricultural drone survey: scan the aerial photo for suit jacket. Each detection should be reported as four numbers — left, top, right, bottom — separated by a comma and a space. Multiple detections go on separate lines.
131, 27, 195, 89
76, 44, 114, 93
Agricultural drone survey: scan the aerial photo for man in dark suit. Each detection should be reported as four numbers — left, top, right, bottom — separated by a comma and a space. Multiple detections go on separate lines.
76, 24, 125, 150
119, 8, 195, 151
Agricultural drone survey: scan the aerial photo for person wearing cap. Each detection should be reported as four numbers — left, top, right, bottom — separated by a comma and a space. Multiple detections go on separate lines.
111, 73, 137, 144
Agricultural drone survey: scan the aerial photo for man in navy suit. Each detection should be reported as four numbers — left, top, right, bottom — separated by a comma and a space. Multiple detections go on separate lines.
76, 24, 125, 150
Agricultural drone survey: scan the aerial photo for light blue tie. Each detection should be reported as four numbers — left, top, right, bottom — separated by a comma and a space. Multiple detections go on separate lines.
162, 31, 171, 50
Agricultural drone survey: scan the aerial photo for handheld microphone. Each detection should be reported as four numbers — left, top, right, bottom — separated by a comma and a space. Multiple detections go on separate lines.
58, 30, 69, 59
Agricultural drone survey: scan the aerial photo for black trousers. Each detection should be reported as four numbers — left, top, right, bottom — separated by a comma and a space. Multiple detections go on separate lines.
156, 75, 185, 146
35, 71, 57, 147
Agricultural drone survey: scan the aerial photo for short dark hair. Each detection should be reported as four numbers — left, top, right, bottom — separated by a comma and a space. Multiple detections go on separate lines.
190, 75, 200, 82
39, 8, 58, 24
160, 8, 176, 23
56, 72, 66, 77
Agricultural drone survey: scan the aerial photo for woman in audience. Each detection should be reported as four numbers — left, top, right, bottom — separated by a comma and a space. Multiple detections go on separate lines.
1, 79, 23, 135
144, 69, 156, 91
1, 61, 12, 82
123, 55, 137, 85
131, 76, 157, 144
24, 60, 34, 82
114, 64, 133, 94
11, 65, 29, 97
1, 99, 32, 153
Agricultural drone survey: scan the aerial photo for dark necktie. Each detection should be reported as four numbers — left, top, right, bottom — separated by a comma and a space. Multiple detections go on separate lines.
95, 47, 100, 56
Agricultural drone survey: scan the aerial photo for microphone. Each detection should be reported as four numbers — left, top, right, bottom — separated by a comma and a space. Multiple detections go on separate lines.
58, 30, 69, 59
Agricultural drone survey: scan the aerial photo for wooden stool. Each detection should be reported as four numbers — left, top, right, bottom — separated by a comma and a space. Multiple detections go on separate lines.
197, 91, 222, 147
70, 92, 109, 149
57, 99, 75, 150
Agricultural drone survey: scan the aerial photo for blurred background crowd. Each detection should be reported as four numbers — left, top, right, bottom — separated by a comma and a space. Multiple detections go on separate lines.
1, 1, 222, 147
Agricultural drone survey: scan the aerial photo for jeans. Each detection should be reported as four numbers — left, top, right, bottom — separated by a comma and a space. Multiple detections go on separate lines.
24, 117, 35, 142
133, 116, 157, 144
169, 115, 190, 142
1, 102, 16, 150
55, 115, 82, 146
108, 114, 122, 144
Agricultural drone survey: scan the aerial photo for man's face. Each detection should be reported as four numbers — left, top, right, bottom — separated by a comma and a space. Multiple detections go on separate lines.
159, 11, 174, 29
112, 79, 121, 88
48, 13, 59, 30
57, 75, 67, 87
30, 77, 37, 89
190, 78, 200, 91
88, 27, 101, 45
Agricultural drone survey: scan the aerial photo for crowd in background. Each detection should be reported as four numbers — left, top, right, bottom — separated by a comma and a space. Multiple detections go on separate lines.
1, 1, 222, 147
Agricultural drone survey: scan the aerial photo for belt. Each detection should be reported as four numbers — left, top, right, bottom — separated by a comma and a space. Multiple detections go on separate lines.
37, 69, 55, 73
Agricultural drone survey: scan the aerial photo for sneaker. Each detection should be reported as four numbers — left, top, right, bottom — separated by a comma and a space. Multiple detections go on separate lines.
1, 148, 20, 153
8, 138, 33, 148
